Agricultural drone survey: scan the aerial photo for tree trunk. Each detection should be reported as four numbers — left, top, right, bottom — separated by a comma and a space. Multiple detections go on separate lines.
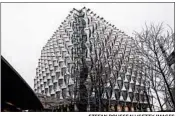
153, 86, 163, 111
157, 58, 175, 107
144, 89, 153, 111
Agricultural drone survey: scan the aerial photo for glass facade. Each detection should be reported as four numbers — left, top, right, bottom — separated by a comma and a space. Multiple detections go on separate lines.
34, 7, 152, 111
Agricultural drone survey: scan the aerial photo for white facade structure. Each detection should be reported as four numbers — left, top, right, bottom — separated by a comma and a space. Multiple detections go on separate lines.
34, 7, 152, 111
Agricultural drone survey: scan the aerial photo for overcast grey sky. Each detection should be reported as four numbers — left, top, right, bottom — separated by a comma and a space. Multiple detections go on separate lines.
2, 3, 174, 89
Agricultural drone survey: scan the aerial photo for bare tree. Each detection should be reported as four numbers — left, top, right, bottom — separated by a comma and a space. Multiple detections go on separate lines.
133, 23, 175, 111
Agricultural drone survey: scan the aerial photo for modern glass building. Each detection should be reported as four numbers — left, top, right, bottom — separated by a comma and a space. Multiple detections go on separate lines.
34, 7, 152, 112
